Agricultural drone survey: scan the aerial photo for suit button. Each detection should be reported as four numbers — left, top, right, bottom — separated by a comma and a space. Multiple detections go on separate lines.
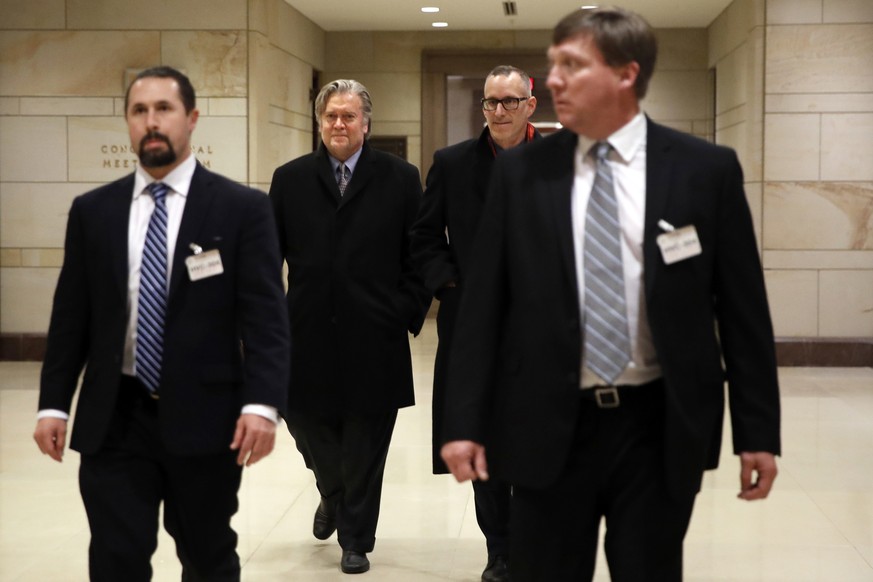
330, 316, 337, 324
567, 372, 578, 385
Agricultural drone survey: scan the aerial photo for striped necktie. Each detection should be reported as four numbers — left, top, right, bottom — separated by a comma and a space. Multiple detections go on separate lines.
135, 182, 169, 395
583, 142, 631, 384
337, 163, 349, 195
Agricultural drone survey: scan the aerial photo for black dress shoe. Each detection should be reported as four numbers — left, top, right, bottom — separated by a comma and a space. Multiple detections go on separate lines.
312, 498, 336, 540
481, 554, 509, 582
340, 550, 370, 574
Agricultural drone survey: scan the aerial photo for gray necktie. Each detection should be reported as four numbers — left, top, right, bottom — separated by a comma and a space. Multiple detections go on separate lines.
583, 142, 631, 384
337, 163, 349, 195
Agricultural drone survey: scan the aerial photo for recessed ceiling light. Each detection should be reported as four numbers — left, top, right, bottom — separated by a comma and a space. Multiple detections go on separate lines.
581, 5, 598, 8
432, 21, 448, 27
421, 6, 440, 13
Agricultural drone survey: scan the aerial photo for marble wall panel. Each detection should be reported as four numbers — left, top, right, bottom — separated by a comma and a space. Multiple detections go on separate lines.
766, 93, 873, 113
766, 25, 873, 94
267, 0, 325, 71
21, 249, 64, 268
206, 98, 247, 117
819, 270, 873, 336
767, 0, 823, 24
821, 114, 873, 181
0, 183, 89, 248
161, 31, 247, 98
325, 33, 375, 73
20, 97, 114, 116
184, 117, 249, 183
0, 97, 19, 114
66, 0, 246, 30
764, 269, 819, 337
645, 71, 712, 122
67, 116, 248, 184
715, 43, 749, 115
764, 114, 820, 181
655, 29, 709, 70
763, 182, 873, 250
0, 0, 65, 29
0, 116, 67, 182
746, 182, 764, 251
824, 0, 873, 23
0, 267, 58, 333
764, 250, 873, 270
708, 0, 765, 66
0, 31, 160, 96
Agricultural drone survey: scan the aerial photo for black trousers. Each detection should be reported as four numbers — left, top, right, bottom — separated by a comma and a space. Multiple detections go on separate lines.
510, 381, 696, 582
472, 478, 511, 558
79, 376, 242, 582
286, 408, 398, 553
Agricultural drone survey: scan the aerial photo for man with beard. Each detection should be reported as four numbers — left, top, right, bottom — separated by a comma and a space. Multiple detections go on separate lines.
33, 66, 289, 581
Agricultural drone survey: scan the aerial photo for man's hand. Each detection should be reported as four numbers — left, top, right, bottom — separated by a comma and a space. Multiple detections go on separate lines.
738, 451, 778, 500
34, 417, 67, 462
230, 413, 276, 467
441, 440, 488, 483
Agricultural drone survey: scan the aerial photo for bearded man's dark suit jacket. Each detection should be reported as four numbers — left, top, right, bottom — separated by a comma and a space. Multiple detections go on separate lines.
411, 126, 541, 474
39, 163, 289, 575
443, 121, 781, 504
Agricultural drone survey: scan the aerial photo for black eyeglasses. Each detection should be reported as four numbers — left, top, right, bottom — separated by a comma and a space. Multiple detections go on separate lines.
481, 97, 529, 111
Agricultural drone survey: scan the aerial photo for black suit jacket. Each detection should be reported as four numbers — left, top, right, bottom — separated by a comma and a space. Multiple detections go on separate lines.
411, 127, 541, 473
269, 142, 431, 417
39, 164, 290, 456
443, 122, 781, 499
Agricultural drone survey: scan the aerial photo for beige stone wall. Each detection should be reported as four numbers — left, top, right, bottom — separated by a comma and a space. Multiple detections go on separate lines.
0, 0, 319, 336
762, 0, 873, 338
3, 0, 868, 342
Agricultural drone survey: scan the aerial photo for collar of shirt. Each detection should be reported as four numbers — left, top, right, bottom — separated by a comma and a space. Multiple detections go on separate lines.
328, 147, 363, 177
132, 153, 197, 201
576, 111, 647, 165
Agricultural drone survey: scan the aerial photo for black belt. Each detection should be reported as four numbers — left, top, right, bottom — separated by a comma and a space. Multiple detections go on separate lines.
120, 374, 160, 401
580, 378, 663, 409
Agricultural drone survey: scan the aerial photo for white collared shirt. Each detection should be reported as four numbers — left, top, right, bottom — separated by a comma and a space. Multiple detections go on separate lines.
571, 112, 662, 387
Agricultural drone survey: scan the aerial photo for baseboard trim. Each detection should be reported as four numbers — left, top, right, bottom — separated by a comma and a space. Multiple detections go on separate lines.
2, 333, 871, 367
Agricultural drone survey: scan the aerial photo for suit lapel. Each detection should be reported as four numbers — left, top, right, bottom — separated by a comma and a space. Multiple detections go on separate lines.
110, 175, 136, 297
315, 146, 343, 204
169, 164, 213, 301
643, 119, 675, 296
546, 130, 581, 291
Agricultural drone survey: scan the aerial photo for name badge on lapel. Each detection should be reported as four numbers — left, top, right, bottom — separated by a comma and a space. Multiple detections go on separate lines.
185, 243, 224, 281
656, 220, 702, 265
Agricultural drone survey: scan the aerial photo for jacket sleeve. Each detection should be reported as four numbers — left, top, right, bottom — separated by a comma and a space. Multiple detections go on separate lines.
39, 197, 90, 413
410, 150, 460, 296
397, 162, 433, 336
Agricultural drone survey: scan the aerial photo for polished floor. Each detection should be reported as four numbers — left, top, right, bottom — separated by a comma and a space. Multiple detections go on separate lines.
1, 319, 872, 581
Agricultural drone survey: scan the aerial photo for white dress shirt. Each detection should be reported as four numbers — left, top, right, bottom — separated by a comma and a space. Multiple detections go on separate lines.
571, 112, 662, 388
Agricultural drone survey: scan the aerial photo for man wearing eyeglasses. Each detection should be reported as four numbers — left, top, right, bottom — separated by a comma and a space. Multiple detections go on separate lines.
411, 65, 538, 582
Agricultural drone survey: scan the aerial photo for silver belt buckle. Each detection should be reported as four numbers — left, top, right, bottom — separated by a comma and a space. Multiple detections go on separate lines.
594, 387, 620, 409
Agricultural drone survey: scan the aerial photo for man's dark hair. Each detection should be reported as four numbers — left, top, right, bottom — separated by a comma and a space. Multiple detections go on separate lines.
124, 66, 196, 114
487, 65, 533, 97
553, 6, 658, 99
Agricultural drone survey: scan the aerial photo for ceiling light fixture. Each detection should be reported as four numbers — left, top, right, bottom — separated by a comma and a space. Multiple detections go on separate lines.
432, 21, 448, 27
421, 6, 439, 13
